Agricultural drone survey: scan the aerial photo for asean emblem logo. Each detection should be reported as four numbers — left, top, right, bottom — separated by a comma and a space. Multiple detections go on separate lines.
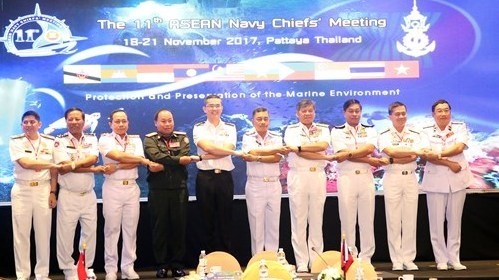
0, 3, 86, 57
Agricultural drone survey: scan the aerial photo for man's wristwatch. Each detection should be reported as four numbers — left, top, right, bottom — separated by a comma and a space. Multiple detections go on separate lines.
389, 157, 394, 164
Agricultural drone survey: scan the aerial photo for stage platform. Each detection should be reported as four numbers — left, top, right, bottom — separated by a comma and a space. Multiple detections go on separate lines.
2, 260, 496, 280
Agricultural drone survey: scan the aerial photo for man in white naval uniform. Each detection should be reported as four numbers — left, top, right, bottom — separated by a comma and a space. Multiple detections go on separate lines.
378, 101, 433, 271
283, 99, 330, 272
331, 99, 388, 264
9, 110, 59, 280
193, 94, 243, 252
241, 107, 290, 256
421, 99, 472, 271
54, 107, 106, 280
98, 109, 161, 280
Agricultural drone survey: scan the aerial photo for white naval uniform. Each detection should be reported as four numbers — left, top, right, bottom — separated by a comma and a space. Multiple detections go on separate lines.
331, 123, 378, 262
9, 133, 55, 280
193, 120, 236, 172
54, 132, 99, 278
421, 122, 472, 265
99, 132, 144, 274
378, 126, 429, 266
283, 122, 330, 268
242, 129, 283, 255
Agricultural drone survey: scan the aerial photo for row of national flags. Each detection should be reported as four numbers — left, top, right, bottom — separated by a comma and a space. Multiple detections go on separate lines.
63, 60, 419, 84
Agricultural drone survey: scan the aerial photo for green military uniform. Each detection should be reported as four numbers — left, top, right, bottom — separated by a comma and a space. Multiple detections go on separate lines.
143, 131, 190, 273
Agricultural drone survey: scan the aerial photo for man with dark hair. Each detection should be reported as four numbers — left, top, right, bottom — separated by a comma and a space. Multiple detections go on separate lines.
193, 95, 242, 252
99, 109, 160, 280
143, 109, 200, 278
378, 101, 433, 271
54, 107, 106, 280
9, 110, 59, 280
331, 99, 388, 264
421, 99, 472, 271
242, 107, 289, 255
283, 99, 330, 272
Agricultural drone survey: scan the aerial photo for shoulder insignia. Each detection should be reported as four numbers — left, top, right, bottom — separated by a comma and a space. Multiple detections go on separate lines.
380, 129, 390, 135
451, 121, 464, 125
10, 134, 24, 139
173, 131, 186, 135
84, 133, 96, 137
145, 132, 158, 138
244, 130, 257, 136
269, 130, 281, 137
40, 134, 55, 140
224, 122, 235, 127
408, 129, 420, 134
422, 125, 433, 129
194, 121, 205, 127
287, 123, 300, 128
56, 133, 69, 138
316, 123, 329, 128
361, 123, 374, 128
128, 134, 139, 138
333, 125, 345, 129
100, 133, 112, 137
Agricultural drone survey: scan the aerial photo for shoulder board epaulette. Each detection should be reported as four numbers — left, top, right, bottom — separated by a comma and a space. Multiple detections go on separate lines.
100, 133, 112, 137
422, 125, 433, 129
287, 123, 300, 128
145, 132, 158, 138
451, 121, 464, 125
380, 129, 390, 135
84, 133, 96, 137
408, 129, 420, 134
361, 123, 374, 128
245, 130, 257, 136
173, 131, 186, 135
40, 134, 55, 140
56, 133, 69, 138
224, 122, 235, 127
316, 123, 329, 128
194, 121, 205, 127
334, 125, 345, 129
10, 134, 24, 139
269, 131, 281, 137
128, 134, 139, 138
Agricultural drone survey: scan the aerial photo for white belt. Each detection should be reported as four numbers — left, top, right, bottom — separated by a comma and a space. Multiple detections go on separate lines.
106, 178, 136, 186
248, 176, 279, 182
15, 179, 50, 187
291, 166, 322, 172
338, 168, 370, 175
385, 170, 415, 175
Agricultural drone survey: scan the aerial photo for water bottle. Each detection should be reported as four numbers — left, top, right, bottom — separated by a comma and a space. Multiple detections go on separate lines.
197, 250, 207, 277
259, 259, 269, 279
277, 248, 288, 266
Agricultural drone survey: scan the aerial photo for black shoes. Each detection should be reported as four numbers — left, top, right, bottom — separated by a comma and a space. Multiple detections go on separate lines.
172, 268, 186, 278
155, 268, 167, 278
156, 268, 186, 278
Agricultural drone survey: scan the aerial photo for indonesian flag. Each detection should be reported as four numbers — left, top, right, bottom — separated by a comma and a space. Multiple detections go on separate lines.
341, 234, 354, 273
77, 249, 87, 280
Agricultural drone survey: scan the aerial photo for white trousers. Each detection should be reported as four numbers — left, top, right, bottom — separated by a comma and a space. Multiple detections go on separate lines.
11, 182, 52, 279
383, 171, 419, 265
102, 180, 140, 273
245, 176, 282, 255
337, 170, 375, 262
57, 188, 97, 277
287, 169, 326, 268
426, 189, 466, 264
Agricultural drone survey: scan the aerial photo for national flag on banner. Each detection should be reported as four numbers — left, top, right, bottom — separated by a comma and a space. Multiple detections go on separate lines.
77, 249, 87, 280
341, 234, 354, 274
136, 64, 174, 83
63, 65, 102, 84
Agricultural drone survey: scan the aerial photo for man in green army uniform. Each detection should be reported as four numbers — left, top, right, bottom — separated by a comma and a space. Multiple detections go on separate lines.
143, 109, 200, 278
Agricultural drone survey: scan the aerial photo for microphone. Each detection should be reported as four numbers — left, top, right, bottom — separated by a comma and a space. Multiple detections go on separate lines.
311, 247, 330, 268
